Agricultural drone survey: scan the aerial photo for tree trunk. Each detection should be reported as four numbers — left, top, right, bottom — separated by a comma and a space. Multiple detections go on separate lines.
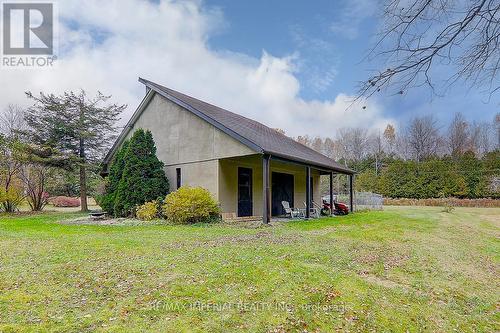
79, 102, 88, 212
80, 162, 88, 212
79, 149, 88, 212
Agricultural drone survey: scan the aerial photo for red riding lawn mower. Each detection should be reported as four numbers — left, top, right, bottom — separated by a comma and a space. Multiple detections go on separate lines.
322, 195, 349, 215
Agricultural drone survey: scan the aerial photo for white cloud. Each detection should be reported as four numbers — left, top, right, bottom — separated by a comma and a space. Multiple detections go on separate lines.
0, 0, 392, 138
330, 0, 376, 40
290, 25, 339, 94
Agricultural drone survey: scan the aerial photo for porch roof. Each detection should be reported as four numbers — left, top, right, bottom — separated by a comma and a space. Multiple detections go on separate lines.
138, 78, 355, 175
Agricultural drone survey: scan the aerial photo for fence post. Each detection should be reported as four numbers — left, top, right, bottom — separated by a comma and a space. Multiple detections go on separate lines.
349, 174, 354, 213
329, 171, 334, 216
305, 166, 311, 219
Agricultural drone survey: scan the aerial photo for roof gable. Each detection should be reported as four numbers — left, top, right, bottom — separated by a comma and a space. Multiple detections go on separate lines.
138, 78, 354, 174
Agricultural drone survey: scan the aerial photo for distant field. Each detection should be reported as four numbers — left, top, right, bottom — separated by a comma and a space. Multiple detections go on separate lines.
0, 206, 498, 332
384, 197, 500, 207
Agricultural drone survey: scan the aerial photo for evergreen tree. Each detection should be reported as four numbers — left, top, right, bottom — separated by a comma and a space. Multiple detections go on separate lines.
113, 129, 169, 217
482, 150, 500, 198
99, 140, 129, 215
457, 151, 484, 198
23, 91, 125, 211
379, 160, 419, 198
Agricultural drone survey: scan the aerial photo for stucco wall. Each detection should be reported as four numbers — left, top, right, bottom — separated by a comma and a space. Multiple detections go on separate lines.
219, 155, 321, 216
125, 93, 256, 196
118, 92, 323, 211
165, 160, 219, 198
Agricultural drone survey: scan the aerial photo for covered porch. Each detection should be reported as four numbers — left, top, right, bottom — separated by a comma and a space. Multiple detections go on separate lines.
218, 154, 354, 223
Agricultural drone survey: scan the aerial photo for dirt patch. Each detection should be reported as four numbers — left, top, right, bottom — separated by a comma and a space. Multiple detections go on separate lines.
220, 220, 287, 229
58, 217, 152, 226
359, 273, 410, 290
356, 249, 410, 270
59, 217, 285, 228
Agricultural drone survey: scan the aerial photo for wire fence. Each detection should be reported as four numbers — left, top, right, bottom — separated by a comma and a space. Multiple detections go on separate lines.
337, 192, 384, 211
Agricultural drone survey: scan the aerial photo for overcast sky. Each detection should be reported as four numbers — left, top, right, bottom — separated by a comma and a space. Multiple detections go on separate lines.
1, 0, 497, 137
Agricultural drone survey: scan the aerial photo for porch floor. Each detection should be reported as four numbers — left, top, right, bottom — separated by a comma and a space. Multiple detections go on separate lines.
222, 215, 335, 223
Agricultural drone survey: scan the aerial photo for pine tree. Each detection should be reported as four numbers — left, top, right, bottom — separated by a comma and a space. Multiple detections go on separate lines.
23, 91, 125, 211
99, 140, 129, 215
113, 129, 169, 217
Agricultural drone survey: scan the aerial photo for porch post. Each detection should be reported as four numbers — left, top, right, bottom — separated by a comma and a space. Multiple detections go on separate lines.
349, 174, 354, 213
262, 154, 271, 224
305, 166, 311, 219
329, 171, 334, 216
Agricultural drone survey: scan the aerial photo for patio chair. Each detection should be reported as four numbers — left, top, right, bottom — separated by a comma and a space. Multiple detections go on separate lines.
313, 201, 327, 216
303, 202, 320, 218
281, 201, 301, 218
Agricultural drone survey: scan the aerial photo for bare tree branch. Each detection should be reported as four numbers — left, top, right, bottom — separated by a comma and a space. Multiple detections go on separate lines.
358, 0, 500, 100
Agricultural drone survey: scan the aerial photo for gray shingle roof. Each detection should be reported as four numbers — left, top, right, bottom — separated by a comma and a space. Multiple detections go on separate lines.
138, 78, 354, 174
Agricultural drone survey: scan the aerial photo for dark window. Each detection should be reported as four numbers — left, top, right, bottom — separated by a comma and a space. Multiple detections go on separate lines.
176, 168, 181, 189
271, 172, 294, 216
238, 167, 253, 217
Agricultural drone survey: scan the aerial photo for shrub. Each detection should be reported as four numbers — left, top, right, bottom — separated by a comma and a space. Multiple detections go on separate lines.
136, 200, 160, 221
50, 196, 80, 207
0, 185, 24, 212
113, 130, 169, 217
442, 206, 455, 213
162, 187, 220, 224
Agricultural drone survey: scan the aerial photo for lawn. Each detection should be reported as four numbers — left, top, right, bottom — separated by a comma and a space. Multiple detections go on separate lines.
0, 206, 498, 332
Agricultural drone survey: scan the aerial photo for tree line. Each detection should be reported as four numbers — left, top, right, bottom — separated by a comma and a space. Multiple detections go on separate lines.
2, 89, 498, 214
293, 112, 500, 199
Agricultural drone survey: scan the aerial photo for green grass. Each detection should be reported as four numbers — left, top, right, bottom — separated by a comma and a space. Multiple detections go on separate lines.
0, 206, 498, 332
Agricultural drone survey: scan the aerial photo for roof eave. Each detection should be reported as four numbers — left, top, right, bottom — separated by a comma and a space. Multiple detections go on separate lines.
265, 151, 355, 175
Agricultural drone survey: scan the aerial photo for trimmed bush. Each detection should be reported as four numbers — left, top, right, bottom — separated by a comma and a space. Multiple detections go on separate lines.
162, 187, 220, 224
136, 200, 160, 221
50, 196, 80, 207
113, 129, 169, 217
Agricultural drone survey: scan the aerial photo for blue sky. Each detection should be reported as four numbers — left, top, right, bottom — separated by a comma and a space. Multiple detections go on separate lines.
207, 0, 370, 98
205, 0, 498, 126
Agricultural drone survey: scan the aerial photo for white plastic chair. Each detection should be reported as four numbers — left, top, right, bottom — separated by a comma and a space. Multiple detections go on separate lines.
303, 202, 320, 218
281, 201, 301, 218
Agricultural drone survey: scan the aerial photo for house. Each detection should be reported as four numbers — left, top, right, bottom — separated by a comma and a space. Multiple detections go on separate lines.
102, 78, 355, 223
